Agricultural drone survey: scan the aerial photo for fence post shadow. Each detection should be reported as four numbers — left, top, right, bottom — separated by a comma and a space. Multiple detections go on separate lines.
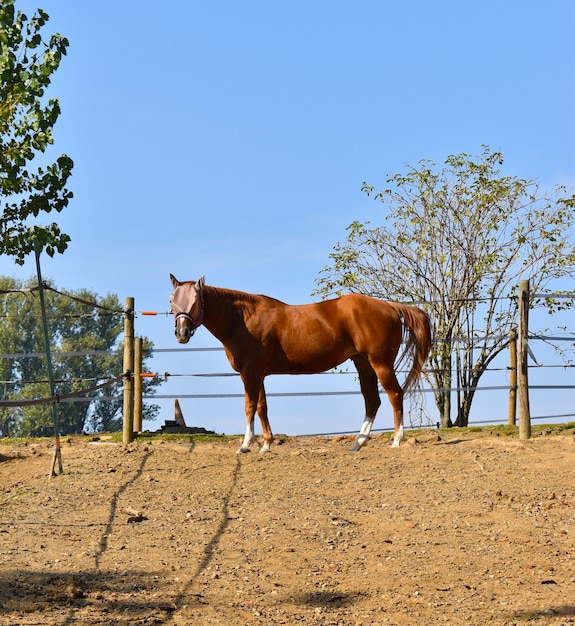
94, 448, 152, 569
168, 455, 242, 613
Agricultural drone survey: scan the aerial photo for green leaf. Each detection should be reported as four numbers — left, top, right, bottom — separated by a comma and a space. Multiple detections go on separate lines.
0, 4, 73, 265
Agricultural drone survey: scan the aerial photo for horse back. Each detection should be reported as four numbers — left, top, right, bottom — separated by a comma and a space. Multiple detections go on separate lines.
238, 293, 406, 373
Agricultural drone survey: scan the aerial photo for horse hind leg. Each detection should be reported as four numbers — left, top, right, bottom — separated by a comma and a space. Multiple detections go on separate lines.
350, 356, 381, 451
373, 362, 404, 448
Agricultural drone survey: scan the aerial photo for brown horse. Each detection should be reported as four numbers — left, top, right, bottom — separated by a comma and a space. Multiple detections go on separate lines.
169, 275, 432, 453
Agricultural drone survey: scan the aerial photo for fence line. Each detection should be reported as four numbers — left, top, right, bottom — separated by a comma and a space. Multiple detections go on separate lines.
0, 375, 125, 408
1, 362, 573, 389
0, 332, 572, 363
0, 287, 573, 435
0, 331, 573, 392
1, 381, 574, 404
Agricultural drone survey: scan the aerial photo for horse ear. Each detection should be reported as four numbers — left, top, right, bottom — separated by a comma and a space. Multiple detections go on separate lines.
170, 274, 180, 288
198, 275, 205, 289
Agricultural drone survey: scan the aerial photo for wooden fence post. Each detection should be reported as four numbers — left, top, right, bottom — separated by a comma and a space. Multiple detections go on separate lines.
133, 337, 143, 433
517, 280, 531, 440
508, 328, 517, 425
123, 297, 135, 445
34, 238, 63, 476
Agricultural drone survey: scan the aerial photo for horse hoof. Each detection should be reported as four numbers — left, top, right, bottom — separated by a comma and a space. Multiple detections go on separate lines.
350, 441, 361, 452
237, 446, 251, 454
259, 445, 271, 454
390, 441, 400, 449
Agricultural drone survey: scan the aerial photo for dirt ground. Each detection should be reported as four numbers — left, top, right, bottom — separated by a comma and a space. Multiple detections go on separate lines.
0, 428, 574, 626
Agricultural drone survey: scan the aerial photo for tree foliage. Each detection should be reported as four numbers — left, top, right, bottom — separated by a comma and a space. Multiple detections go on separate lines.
0, 0, 73, 265
315, 148, 575, 427
0, 276, 161, 436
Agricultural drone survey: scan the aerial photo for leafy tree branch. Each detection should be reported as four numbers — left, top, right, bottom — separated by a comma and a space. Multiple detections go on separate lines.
1, 0, 73, 265
315, 147, 575, 426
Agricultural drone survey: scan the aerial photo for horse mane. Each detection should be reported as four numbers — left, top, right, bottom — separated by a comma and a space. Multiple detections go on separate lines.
204, 284, 286, 317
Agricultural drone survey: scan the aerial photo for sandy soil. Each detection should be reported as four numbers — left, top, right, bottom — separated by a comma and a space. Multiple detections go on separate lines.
0, 429, 574, 626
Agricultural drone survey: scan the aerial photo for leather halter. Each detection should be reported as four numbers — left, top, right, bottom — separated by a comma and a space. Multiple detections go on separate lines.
174, 308, 204, 333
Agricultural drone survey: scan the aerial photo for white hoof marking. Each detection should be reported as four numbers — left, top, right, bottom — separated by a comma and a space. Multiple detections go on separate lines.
391, 424, 404, 448
352, 417, 374, 451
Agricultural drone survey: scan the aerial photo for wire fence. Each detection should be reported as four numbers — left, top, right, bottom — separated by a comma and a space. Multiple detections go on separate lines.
142, 336, 575, 429
1, 336, 573, 395
0, 285, 573, 434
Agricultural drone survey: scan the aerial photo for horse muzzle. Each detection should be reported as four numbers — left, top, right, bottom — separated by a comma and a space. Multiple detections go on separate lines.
174, 311, 202, 343
174, 323, 193, 343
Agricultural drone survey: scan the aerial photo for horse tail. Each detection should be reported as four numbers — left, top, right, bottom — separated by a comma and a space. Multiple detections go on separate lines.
390, 303, 432, 393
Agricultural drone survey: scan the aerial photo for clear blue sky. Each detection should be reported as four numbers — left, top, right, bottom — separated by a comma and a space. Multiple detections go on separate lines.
3, 0, 574, 436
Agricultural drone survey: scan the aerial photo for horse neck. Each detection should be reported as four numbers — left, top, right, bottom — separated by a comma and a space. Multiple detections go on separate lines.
201, 285, 255, 341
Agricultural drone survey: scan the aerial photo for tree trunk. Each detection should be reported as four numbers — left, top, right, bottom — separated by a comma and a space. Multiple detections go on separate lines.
439, 396, 452, 428
435, 350, 453, 428
455, 395, 470, 426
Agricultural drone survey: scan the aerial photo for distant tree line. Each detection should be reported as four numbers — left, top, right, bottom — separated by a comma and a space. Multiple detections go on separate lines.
0, 276, 161, 437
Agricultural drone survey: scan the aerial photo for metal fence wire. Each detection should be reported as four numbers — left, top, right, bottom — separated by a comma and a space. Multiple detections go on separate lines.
0, 288, 573, 431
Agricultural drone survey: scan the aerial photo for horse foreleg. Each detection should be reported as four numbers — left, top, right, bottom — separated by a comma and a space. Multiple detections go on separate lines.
351, 356, 381, 451
238, 378, 273, 454
238, 417, 255, 454
238, 379, 257, 454
256, 382, 273, 453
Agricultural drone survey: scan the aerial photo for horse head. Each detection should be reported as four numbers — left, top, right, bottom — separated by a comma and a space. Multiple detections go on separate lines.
169, 274, 205, 343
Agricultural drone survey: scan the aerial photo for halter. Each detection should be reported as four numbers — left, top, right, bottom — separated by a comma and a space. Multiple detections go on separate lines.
174, 308, 204, 334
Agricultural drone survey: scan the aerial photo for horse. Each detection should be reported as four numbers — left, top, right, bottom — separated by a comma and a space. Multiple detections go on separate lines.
169, 274, 432, 454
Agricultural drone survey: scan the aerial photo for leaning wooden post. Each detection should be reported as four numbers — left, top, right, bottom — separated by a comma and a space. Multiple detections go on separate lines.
517, 280, 531, 440
123, 297, 135, 445
508, 328, 517, 425
133, 337, 143, 433
34, 238, 63, 476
